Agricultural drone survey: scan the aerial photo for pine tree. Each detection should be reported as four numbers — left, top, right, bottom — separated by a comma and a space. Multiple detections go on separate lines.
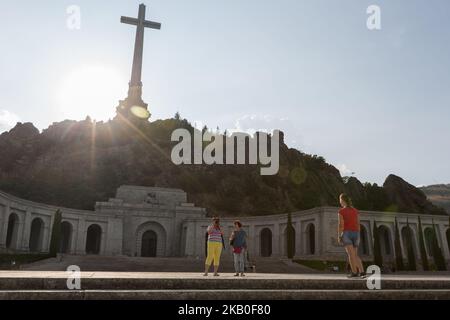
174, 112, 181, 120
286, 213, 295, 259
405, 218, 416, 271
373, 221, 383, 268
49, 209, 62, 257
394, 218, 404, 271
418, 216, 429, 271
431, 219, 447, 271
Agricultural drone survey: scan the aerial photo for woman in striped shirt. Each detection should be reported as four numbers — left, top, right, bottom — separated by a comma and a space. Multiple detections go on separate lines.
203, 217, 224, 276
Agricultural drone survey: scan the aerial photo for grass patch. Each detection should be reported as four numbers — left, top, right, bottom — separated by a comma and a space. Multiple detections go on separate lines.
0, 253, 52, 269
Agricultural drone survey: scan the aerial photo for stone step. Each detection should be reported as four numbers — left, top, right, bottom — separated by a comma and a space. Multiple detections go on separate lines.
1, 272, 450, 291
21, 255, 316, 273
1, 289, 450, 300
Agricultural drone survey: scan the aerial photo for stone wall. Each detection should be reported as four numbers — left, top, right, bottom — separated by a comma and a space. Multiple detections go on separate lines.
301, 208, 450, 263
182, 208, 323, 259
184, 207, 450, 265
1, 186, 449, 267
0, 190, 121, 255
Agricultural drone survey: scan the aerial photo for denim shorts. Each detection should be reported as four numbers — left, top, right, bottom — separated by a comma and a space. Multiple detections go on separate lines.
342, 231, 360, 247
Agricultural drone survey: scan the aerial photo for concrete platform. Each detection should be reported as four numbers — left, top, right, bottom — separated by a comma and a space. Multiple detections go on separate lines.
0, 271, 450, 300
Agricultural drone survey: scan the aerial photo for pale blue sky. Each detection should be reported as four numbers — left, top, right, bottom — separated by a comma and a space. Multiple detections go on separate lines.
0, 0, 449, 186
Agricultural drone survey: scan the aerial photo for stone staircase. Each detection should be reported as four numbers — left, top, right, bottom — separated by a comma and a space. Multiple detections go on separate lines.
0, 271, 450, 299
20, 255, 317, 274
0, 256, 448, 299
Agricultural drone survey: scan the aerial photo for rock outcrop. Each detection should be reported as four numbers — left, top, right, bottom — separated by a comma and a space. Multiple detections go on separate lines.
0, 118, 445, 216
421, 184, 450, 214
383, 175, 446, 215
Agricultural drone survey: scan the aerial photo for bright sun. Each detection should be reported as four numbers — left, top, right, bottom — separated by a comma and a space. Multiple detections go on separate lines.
58, 65, 126, 122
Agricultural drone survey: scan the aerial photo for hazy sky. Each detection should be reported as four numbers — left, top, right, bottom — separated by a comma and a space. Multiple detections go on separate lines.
0, 0, 449, 186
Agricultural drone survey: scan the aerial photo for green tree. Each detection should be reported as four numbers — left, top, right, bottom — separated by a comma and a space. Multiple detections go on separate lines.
174, 112, 181, 120
418, 216, 429, 271
431, 219, 447, 271
373, 221, 383, 268
405, 218, 417, 271
286, 213, 295, 259
394, 218, 404, 271
49, 209, 62, 257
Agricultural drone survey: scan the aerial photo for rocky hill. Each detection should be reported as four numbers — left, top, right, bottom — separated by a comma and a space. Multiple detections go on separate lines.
0, 117, 446, 216
421, 184, 450, 214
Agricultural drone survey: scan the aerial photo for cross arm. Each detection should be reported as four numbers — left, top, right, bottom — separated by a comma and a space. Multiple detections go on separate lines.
121, 16, 138, 25
121, 16, 162, 29
143, 20, 162, 29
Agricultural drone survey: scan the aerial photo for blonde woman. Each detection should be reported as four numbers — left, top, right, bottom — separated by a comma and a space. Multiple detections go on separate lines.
204, 217, 224, 276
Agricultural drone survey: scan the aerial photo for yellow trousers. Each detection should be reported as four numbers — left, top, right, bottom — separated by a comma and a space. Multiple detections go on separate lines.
205, 241, 222, 267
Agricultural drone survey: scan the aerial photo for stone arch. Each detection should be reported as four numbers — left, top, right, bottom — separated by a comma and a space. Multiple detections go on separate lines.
180, 226, 188, 256
305, 223, 315, 255
60, 221, 73, 254
6, 213, 19, 249
141, 230, 158, 257
29, 218, 45, 252
85, 224, 102, 255
136, 221, 167, 257
446, 228, 450, 257
378, 225, 393, 257
283, 225, 296, 257
358, 224, 369, 256
401, 225, 417, 260
424, 227, 435, 257
260, 228, 272, 257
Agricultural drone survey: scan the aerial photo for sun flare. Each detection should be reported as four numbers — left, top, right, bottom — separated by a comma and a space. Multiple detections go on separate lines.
58, 65, 126, 122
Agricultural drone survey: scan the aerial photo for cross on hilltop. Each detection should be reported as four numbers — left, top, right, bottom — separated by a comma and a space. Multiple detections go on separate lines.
116, 4, 161, 121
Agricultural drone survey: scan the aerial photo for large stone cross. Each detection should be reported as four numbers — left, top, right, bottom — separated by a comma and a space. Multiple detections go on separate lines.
116, 4, 161, 121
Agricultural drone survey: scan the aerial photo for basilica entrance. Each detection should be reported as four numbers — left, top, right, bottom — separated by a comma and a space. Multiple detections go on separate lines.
136, 222, 167, 257
141, 230, 158, 257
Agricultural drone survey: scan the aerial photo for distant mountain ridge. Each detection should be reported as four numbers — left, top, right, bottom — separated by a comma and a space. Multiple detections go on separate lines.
0, 117, 446, 216
421, 184, 450, 215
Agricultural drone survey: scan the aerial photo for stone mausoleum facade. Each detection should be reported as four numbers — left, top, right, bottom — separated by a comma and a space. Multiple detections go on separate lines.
1, 185, 449, 266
